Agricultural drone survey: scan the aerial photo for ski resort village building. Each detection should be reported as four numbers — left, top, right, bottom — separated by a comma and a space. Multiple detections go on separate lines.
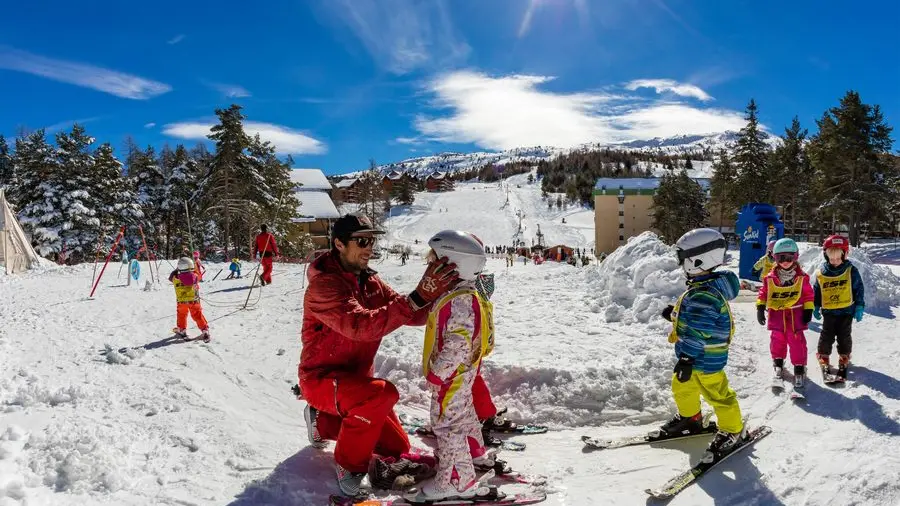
592, 177, 733, 255
289, 168, 340, 249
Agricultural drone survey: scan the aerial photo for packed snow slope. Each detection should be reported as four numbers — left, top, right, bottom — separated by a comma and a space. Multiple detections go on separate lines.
2, 202, 900, 504
382, 173, 595, 251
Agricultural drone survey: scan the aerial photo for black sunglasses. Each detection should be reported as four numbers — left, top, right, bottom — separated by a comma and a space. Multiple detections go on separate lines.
349, 236, 376, 248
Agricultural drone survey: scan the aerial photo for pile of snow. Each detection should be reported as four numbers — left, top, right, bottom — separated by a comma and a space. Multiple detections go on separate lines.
799, 243, 900, 314
583, 232, 684, 326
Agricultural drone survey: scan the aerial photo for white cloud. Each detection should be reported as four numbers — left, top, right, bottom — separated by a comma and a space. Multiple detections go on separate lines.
205, 81, 251, 98
167, 34, 186, 45
144, 122, 156, 128
162, 121, 327, 155
624, 78, 712, 101
394, 136, 425, 145
0, 46, 171, 100
323, 0, 469, 74
413, 70, 747, 151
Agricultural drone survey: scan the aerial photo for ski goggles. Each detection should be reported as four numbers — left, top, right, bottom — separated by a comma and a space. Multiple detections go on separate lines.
675, 238, 727, 264
774, 252, 798, 263
349, 236, 377, 249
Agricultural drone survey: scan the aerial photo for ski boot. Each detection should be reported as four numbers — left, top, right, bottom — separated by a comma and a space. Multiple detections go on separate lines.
173, 328, 188, 340
703, 427, 749, 462
304, 404, 327, 449
482, 407, 518, 434
773, 358, 785, 380
368, 456, 435, 491
200, 329, 211, 343
473, 448, 511, 475
793, 365, 806, 389
336, 464, 367, 497
837, 354, 851, 380
404, 471, 498, 504
817, 353, 831, 376
658, 412, 705, 437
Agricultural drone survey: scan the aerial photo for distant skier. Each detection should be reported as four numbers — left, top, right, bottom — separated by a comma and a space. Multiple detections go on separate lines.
168, 257, 210, 342
254, 224, 280, 286
192, 250, 206, 282
226, 257, 242, 279
405, 231, 499, 503
755, 238, 814, 389
812, 235, 865, 381
751, 240, 777, 280
659, 228, 747, 458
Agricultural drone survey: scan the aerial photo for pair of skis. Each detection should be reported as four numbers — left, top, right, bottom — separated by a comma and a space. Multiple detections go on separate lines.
582, 413, 772, 500
771, 372, 805, 400
329, 490, 547, 506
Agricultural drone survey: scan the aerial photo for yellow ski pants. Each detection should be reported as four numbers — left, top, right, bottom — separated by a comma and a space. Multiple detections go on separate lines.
671, 370, 743, 434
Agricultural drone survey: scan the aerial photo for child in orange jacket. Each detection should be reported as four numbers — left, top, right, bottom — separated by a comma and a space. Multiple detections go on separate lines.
169, 257, 210, 342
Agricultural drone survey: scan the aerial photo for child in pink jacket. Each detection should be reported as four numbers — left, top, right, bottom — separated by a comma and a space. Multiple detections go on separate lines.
756, 238, 814, 388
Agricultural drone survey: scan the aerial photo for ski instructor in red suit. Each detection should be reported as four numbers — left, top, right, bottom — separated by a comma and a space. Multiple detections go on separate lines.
254, 224, 279, 286
299, 213, 460, 495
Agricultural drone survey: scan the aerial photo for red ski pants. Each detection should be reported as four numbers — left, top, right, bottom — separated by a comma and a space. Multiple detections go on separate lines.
301, 375, 410, 472
770, 330, 807, 366
472, 373, 497, 421
260, 256, 274, 284
176, 302, 208, 331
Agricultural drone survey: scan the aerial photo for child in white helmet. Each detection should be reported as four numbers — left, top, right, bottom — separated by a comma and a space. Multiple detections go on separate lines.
169, 257, 210, 342
659, 228, 746, 459
405, 230, 500, 503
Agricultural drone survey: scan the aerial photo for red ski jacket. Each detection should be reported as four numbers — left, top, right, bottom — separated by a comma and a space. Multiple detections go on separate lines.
254, 232, 279, 257
299, 251, 428, 382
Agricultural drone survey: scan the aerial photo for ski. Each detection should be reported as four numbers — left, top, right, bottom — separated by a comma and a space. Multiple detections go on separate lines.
645, 425, 772, 500
400, 416, 527, 452
582, 412, 716, 450
771, 375, 785, 392
789, 389, 806, 401
820, 365, 844, 386
328, 491, 547, 506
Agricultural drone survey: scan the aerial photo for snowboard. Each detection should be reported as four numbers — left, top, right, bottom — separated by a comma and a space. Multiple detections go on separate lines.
582, 412, 717, 450
328, 490, 547, 506
645, 425, 772, 500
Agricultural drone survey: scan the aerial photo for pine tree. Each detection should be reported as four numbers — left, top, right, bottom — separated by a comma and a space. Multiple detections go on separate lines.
247, 134, 300, 256
396, 174, 415, 206
53, 124, 101, 262
770, 117, 811, 236
130, 145, 166, 251
356, 160, 387, 226
652, 168, 709, 244
93, 143, 143, 241
206, 104, 253, 256
0, 135, 12, 190
709, 151, 738, 232
807, 91, 894, 245
13, 130, 63, 258
733, 99, 771, 205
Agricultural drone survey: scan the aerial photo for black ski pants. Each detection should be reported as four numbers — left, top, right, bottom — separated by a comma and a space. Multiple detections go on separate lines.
818, 313, 853, 357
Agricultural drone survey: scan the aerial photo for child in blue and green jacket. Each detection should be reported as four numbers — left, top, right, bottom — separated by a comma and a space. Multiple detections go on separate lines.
812, 235, 865, 380
659, 228, 747, 458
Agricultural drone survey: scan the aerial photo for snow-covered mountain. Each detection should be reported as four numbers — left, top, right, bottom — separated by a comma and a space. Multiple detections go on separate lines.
344, 131, 774, 179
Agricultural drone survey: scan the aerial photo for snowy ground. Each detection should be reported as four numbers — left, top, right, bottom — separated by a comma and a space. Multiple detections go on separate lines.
2, 179, 900, 506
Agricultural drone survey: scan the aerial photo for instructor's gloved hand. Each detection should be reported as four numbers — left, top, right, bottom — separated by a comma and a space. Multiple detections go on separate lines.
409, 256, 460, 310
854, 305, 864, 322
757, 306, 766, 326
673, 355, 695, 383
813, 307, 821, 320
661, 304, 674, 322
802, 308, 813, 324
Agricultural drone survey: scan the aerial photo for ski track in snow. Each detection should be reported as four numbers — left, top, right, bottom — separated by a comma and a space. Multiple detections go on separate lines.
1, 172, 899, 505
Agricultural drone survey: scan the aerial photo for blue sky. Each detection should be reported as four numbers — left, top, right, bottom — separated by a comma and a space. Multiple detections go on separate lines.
1, 0, 898, 175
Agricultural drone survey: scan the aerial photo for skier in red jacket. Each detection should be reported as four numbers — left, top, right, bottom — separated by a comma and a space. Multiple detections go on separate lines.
253, 224, 279, 286
299, 214, 461, 496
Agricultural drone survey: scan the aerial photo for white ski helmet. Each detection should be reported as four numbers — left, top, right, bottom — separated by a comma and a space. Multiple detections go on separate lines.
674, 228, 727, 276
428, 230, 486, 281
177, 257, 195, 271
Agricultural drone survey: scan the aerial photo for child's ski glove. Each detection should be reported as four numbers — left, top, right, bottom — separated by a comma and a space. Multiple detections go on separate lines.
813, 307, 821, 320
854, 305, 865, 322
756, 306, 766, 326
802, 309, 813, 324
661, 304, 674, 322
673, 355, 695, 383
